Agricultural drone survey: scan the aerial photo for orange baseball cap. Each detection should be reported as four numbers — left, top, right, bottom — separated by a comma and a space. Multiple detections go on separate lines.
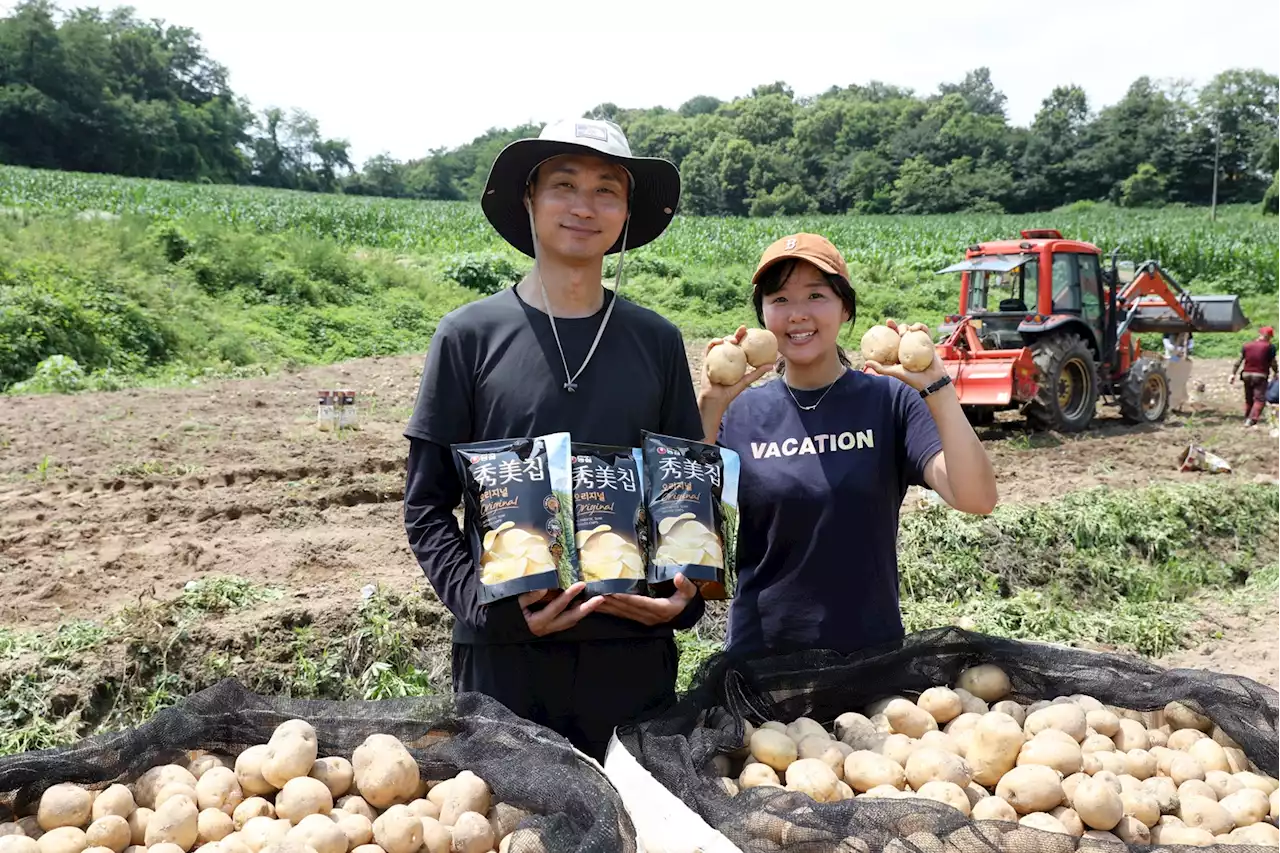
751, 233, 851, 290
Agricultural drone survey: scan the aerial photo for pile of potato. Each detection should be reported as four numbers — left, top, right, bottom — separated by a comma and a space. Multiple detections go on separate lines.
714, 664, 1280, 850
0, 723, 537, 853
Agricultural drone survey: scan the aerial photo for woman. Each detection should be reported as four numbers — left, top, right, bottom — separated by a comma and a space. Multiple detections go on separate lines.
698, 233, 997, 658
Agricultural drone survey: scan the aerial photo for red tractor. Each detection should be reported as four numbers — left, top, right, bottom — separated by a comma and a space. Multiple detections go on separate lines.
934, 229, 1248, 432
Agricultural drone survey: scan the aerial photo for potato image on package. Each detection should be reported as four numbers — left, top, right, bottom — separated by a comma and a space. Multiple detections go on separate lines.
641, 431, 740, 600
451, 432, 578, 603
570, 443, 649, 595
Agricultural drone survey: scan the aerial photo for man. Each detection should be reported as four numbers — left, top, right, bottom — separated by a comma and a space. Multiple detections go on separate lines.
1230, 326, 1278, 427
402, 118, 706, 761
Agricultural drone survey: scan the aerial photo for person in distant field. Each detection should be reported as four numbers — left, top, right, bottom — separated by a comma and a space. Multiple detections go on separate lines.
1229, 326, 1278, 427
694, 233, 998, 659
401, 118, 705, 761
1163, 332, 1194, 412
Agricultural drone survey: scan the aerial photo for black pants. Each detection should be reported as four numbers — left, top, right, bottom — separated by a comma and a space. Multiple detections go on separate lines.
452, 637, 678, 762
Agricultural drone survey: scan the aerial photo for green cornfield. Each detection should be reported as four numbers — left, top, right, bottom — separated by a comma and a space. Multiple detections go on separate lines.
2, 164, 1276, 290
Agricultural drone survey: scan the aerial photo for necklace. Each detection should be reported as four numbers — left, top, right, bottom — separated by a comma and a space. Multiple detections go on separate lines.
539, 275, 613, 394
784, 370, 846, 411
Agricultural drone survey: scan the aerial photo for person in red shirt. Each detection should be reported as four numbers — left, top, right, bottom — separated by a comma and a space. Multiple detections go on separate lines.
1230, 326, 1278, 426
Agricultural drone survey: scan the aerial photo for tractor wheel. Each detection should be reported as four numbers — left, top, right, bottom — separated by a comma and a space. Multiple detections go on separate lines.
1025, 333, 1099, 433
1119, 357, 1171, 424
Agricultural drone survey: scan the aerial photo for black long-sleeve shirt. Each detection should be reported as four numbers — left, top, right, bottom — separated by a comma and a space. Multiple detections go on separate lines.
403, 287, 708, 645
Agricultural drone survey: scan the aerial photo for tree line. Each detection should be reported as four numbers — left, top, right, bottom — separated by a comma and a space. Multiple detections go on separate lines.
2, 0, 1277, 215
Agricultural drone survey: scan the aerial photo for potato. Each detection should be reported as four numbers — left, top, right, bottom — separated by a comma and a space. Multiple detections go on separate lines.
1017, 735, 1082, 776
749, 729, 797, 773
954, 665, 1010, 703
1179, 779, 1218, 804
916, 782, 970, 817
834, 713, 878, 748
739, 763, 781, 790
898, 331, 935, 372
1217, 788, 1269, 827
1186, 738, 1230, 775
1235, 771, 1280, 794
195, 767, 244, 817
983, 702, 1022, 727
1164, 702, 1213, 733
1120, 791, 1159, 828
919, 731, 961, 757
220, 837, 250, 853
447, 812, 492, 853
232, 799, 274, 830
0, 828, 24, 841
759, 719, 789, 733
261, 722, 319, 789
1167, 728, 1207, 752
1024, 704, 1086, 743
740, 328, 779, 369
417, 817, 450, 853
1091, 771, 1123, 796
239, 819, 287, 853
1125, 749, 1156, 781
1141, 777, 1178, 814
123, 811, 149, 848
885, 699, 937, 739
1073, 777, 1124, 831
336, 797, 376, 823
917, 688, 964, 725
970, 797, 1017, 822
275, 778, 333, 825
352, 735, 420, 810
1230, 822, 1280, 846
1049, 806, 1084, 837
36, 828, 87, 853
1204, 769, 1244, 800
785, 759, 842, 803
952, 689, 989, 716
89, 788, 133, 824
1017, 813, 1068, 835
1145, 728, 1169, 749
1271, 787, 1279, 821
187, 754, 233, 780
332, 813, 372, 850
967, 713, 1023, 787
485, 804, 529, 844
1150, 825, 1214, 847
798, 737, 849, 779
284, 815, 344, 853
869, 714, 893, 734
1112, 815, 1150, 844
150, 844, 188, 853
136, 767, 199, 812
952, 731, 974, 759
38, 786, 93, 832
1179, 795, 1235, 836
705, 341, 747, 385
905, 747, 972, 790
1061, 773, 1088, 806
81, 847, 114, 853
844, 752, 906, 792
145, 796, 198, 852
860, 325, 900, 365
84, 818, 129, 853
0, 840, 39, 853
154, 784, 198, 811
1080, 734, 1114, 755
1110, 719, 1148, 753
784, 716, 827, 743
197, 811, 235, 845
305, 759, 353, 800
1170, 754, 1206, 787
1224, 747, 1249, 774
351, 847, 387, 853
995, 765, 1063, 815
370, 807, 421, 853
943, 713, 984, 737
880, 734, 919, 768
234, 748, 276, 798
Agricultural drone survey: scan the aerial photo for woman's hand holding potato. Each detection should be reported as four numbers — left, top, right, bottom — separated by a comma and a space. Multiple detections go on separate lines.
697, 326, 775, 443
861, 319, 945, 392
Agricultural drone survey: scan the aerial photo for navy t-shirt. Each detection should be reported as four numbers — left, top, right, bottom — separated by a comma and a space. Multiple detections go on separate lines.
717, 369, 943, 657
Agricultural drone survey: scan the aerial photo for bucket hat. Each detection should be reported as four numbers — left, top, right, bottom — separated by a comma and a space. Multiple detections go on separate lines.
480, 118, 681, 258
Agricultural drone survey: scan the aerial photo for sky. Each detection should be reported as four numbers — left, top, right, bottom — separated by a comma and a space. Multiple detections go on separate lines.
13, 0, 1280, 166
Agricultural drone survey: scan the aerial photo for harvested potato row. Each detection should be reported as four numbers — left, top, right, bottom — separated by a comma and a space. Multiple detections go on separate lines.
1, 723, 538, 853
705, 665, 1280, 849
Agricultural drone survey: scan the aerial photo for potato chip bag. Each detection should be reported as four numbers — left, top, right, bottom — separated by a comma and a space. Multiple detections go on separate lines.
641, 431, 740, 600
570, 443, 649, 596
452, 432, 578, 603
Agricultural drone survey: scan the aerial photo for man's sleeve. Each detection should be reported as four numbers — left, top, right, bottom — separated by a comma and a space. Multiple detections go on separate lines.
660, 329, 707, 441
402, 318, 530, 641
896, 383, 944, 487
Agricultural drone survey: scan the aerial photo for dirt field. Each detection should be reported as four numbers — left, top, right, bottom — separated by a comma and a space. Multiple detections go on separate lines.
0, 350, 1276, 685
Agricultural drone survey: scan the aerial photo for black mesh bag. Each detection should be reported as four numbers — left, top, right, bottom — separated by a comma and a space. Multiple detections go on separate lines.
0, 678, 634, 853
616, 627, 1279, 853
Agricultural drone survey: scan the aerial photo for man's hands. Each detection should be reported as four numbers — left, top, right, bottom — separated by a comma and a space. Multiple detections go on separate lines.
593, 573, 699, 626
863, 319, 948, 393
515, 575, 698, 636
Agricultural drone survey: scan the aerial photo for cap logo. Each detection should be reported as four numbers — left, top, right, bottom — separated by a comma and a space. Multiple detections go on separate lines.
785, 238, 797, 250
575, 123, 608, 142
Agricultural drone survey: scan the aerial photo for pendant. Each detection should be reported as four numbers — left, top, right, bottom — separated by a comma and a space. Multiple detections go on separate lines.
564, 381, 577, 393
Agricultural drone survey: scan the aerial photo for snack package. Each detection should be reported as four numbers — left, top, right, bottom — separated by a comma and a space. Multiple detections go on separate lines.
570, 443, 650, 596
452, 432, 578, 603
641, 431, 741, 600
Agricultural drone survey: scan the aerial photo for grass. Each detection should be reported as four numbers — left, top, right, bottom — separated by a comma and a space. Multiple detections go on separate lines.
0, 165, 1275, 393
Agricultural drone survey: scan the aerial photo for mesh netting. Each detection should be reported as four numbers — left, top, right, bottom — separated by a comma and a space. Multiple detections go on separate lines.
0, 678, 634, 853
617, 627, 1280, 853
